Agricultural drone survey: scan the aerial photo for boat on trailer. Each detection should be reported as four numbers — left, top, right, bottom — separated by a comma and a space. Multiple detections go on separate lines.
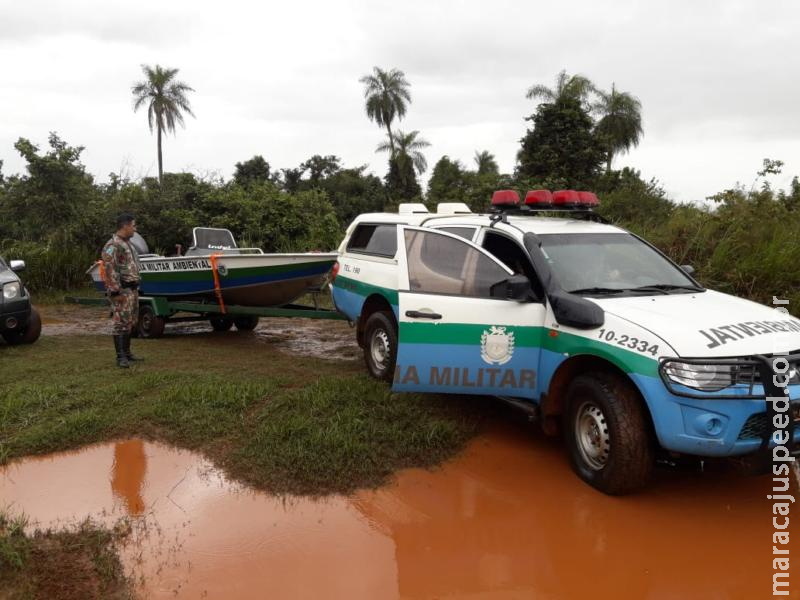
89, 228, 337, 307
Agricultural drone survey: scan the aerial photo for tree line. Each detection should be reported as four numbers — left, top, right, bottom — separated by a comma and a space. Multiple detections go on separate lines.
0, 66, 798, 310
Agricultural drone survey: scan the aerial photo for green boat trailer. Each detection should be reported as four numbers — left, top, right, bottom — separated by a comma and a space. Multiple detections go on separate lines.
65, 295, 347, 338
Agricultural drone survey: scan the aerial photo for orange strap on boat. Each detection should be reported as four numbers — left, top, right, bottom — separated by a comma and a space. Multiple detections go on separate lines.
209, 253, 226, 314
96, 260, 108, 288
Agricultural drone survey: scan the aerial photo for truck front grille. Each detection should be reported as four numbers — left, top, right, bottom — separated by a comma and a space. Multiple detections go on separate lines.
738, 413, 769, 440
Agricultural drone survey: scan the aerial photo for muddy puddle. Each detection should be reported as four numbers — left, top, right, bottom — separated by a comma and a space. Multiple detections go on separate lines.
2, 423, 793, 599
38, 304, 360, 361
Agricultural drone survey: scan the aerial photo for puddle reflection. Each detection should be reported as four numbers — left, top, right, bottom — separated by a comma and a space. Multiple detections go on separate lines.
111, 440, 147, 516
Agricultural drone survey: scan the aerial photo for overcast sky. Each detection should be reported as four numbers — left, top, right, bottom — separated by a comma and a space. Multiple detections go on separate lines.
0, 0, 798, 203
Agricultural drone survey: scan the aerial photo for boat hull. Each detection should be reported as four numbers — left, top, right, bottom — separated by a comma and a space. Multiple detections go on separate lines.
90, 253, 337, 307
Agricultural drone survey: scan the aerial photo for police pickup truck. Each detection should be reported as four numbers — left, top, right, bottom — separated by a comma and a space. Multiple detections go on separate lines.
0, 256, 41, 346
331, 189, 800, 494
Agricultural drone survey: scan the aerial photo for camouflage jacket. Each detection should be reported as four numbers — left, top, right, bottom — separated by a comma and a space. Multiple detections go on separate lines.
101, 234, 140, 293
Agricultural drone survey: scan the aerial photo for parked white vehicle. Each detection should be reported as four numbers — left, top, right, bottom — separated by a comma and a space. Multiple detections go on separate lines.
331, 190, 800, 494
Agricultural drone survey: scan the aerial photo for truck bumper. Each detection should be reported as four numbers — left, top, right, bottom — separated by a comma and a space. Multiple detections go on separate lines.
0, 308, 30, 332
631, 373, 800, 458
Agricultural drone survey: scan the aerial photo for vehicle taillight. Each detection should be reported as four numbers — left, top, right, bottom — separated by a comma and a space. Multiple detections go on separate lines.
331, 261, 340, 281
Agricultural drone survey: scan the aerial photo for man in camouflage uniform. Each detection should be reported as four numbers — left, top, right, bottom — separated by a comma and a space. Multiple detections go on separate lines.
101, 213, 143, 368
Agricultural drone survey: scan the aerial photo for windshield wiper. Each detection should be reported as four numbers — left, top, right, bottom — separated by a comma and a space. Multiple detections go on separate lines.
568, 287, 626, 295
627, 284, 704, 294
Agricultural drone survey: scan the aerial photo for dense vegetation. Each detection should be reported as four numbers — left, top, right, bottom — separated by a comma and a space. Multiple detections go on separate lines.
0, 68, 798, 309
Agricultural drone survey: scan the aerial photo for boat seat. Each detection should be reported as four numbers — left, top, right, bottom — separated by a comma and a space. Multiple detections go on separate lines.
185, 247, 242, 257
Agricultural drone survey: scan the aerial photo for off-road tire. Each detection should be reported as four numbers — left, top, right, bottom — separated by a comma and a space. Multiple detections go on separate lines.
2, 307, 42, 345
233, 315, 259, 331
137, 305, 166, 338
564, 372, 654, 495
363, 311, 397, 383
210, 316, 234, 332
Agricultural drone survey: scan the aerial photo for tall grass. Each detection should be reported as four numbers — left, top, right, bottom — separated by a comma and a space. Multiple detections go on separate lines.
0, 240, 97, 293
600, 185, 800, 310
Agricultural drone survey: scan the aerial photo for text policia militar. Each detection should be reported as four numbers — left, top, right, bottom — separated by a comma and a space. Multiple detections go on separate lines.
393, 365, 536, 389
771, 296, 793, 596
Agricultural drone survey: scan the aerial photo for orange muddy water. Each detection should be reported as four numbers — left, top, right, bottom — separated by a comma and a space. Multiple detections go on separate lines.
1, 426, 797, 599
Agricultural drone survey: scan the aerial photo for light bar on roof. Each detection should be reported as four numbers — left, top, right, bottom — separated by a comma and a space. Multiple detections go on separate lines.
491, 190, 520, 206
525, 190, 553, 205
577, 191, 600, 206
552, 190, 580, 205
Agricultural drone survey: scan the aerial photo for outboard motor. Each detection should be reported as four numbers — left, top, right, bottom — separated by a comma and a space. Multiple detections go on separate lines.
130, 232, 150, 255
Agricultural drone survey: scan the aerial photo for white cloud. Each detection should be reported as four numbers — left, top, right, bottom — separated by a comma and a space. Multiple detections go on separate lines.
0, 0, 798, 203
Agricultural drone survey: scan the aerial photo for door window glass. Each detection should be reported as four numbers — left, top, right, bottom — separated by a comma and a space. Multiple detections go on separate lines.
482, 231, 543, 298
404, 230, 510, 297
434, 226, 476, 241
346, 224, 398, 257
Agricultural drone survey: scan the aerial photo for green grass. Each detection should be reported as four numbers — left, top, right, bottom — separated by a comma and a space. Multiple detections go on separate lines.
0, 508, 133, 600
0, 328, 488, 495
31, 285, 97, 306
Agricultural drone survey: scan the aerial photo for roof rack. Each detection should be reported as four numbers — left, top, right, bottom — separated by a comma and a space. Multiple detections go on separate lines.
398, 203, 429, 215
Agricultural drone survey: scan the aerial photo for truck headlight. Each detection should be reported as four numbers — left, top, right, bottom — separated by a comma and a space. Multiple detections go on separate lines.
3, 282, 20, 300
663, 361, 733, 392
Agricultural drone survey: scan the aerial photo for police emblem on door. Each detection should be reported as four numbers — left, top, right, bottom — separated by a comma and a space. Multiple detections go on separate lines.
480, 326, 515, 365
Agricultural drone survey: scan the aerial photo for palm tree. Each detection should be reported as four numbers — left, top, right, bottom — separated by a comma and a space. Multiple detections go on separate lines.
592, 83, 643, 172
474, 150, 499, 176
376, 129, 430, 175
131, 64, 195, 184
526, 69, 596, 107
359, 67, 411, 155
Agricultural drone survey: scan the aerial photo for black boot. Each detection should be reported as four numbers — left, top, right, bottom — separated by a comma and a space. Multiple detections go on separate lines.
124, 333, 143, 362
114, 335, 130, 368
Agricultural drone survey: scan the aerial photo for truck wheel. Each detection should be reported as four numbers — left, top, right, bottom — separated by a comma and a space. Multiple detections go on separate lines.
2, 307, 42, 345
210, 316, 234, 332
137, 305, 166, 338
564, 372, 654, 495
363, 311, 397, 383
233, 315, 259, 331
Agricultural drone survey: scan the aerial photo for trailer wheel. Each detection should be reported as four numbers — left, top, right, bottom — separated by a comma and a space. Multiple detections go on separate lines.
210, 316, 234, 332
2, 307, 42, 345
363, 311, 397, 383
137, 305, 166, 338
234, 315, 259, 331
564, 372, 654, 495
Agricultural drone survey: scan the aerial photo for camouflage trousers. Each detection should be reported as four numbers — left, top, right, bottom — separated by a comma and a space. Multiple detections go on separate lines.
110, 289, 139, 335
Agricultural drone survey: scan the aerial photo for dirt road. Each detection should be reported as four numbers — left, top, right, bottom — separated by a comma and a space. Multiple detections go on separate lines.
38, 303, 361, 362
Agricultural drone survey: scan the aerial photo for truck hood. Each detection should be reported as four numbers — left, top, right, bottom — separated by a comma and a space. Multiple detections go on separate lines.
0, 267, 20, 286
594, 290, 800, 357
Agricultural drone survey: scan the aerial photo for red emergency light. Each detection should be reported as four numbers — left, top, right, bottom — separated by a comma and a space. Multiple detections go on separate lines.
552, 190, 580, 205
491, 190, 520, 206
577, 191, 600, 206
524, 190, 553, 205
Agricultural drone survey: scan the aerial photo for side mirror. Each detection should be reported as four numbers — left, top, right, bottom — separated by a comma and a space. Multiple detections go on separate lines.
549, 290, 605, 329
490, 274, 532, 302
681, 264, 695, 276
9, 260, 25, 273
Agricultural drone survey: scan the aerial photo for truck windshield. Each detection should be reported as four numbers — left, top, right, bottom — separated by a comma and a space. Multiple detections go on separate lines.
537, 232, 701, 295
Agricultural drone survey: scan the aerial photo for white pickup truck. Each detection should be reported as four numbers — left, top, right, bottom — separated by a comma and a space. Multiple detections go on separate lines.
331, 190, 800, 494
